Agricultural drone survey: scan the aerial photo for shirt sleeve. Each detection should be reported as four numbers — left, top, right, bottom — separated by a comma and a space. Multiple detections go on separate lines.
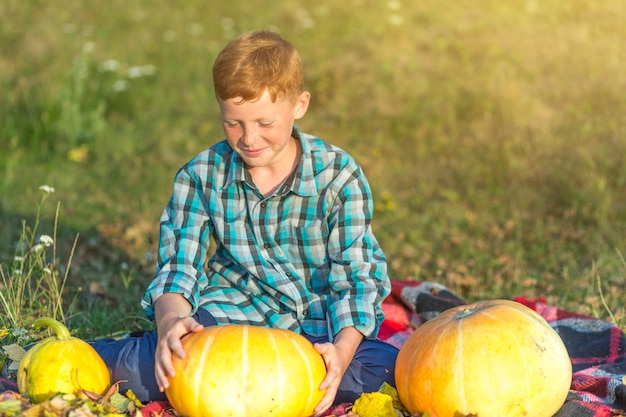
141, 164, 212, 320
324, 163, 390, 339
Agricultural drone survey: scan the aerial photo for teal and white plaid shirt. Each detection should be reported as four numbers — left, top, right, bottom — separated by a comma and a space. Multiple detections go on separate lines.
142, 127, 390, 339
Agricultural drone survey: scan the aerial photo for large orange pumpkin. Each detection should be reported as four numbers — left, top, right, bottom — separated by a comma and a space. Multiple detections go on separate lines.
165, 325, 327, 417
17, 317, 111, 403
395, 299, 572, 417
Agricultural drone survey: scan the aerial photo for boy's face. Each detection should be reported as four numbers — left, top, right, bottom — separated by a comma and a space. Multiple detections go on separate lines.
218, 89, 310, 171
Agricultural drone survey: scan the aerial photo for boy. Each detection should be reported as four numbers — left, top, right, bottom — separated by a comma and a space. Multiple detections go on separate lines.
93, 30, 398, 416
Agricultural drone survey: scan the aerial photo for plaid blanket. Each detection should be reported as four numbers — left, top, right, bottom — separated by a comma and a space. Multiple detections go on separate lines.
2, 280, 624, 417
377, 280, 626, 417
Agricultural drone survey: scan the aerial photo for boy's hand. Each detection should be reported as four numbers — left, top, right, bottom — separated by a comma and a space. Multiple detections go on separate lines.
312, 327, 363, 416
154, 315, 204, 393
153, 293, 204, 393
312, 341, 347, 415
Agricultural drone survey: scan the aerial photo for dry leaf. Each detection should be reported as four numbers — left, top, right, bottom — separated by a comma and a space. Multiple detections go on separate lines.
1, 344, 26, 370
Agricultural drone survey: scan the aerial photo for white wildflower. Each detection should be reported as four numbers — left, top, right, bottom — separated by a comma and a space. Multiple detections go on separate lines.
128, 64, 156, 78
141, 64, 156, 76
14, 256, 23, 262
388, 14, 404, 26
39, 185, 55, 194
387, 0, 401, 10
113, 79, 129, 92
102, 59, 121, 72
12, 328, 28, 338
39, 235, 54, 247
43, 267, 52, 275
32, 244, 44, 252
127, 66, 143, 78
82, 41, 95, 54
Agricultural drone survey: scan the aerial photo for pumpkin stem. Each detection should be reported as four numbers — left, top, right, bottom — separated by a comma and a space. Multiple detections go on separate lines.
32, 317, 72, 340
454, 308, 476, 319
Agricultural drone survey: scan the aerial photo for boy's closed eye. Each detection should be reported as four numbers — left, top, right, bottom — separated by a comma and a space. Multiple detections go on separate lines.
223, 120, 274, 128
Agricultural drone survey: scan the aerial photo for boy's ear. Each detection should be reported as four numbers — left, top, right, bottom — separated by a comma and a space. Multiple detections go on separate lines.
294, 91, 311, 120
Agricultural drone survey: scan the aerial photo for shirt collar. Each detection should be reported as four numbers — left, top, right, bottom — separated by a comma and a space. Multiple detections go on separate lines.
289, 126, 318, 197
223, 151, 246, 190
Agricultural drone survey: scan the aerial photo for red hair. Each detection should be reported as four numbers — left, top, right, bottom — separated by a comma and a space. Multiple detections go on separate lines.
212, 30, 304, 103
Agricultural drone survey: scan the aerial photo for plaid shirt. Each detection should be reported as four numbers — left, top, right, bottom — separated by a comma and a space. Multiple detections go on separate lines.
142, 127, 390, 339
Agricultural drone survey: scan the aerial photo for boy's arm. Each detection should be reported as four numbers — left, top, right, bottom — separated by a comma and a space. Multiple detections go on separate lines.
154, 293, 194, 332
142, 164, 213, 320
325, 168, 390, 339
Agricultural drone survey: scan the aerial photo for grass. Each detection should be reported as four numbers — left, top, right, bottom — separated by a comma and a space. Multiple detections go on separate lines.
1, 0, 625, 348
0, 188, 70, 343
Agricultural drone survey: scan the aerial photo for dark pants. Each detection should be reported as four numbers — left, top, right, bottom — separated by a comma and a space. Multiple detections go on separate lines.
92, 309, 398, 404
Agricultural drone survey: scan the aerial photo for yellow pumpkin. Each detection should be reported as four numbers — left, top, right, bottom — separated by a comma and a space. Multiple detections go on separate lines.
166, 325, 327, 417
395, 299, 572, 417
17, 317, 111, 403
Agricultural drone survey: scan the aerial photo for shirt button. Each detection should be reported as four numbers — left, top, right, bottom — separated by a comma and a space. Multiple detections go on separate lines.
302, 309, 309, 316
260, 202, 267, 208
263, 242, 271, 249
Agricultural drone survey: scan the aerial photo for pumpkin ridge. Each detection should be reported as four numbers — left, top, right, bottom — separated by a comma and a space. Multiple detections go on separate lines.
456, 316, 467, 414
407, 316, 450, 413
288, 334, 316, 414
500, 302, 572, 413
479, 306, 534, 414
428, 318, 453, 404
493, 306, 536, 409
240, 326, 249, 415
269, 329, 285, 412
195, 328, 216, 415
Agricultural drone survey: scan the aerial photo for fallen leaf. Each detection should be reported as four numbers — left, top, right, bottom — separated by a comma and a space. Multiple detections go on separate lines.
1, 344, 26, 370
352, 392, 397, 417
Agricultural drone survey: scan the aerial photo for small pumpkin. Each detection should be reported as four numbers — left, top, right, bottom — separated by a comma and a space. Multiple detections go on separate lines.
17, 317, 111, 403
395, 299, 572, 417
166, 325, 327, 417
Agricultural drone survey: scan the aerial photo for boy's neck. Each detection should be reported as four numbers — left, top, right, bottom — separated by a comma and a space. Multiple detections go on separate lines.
247, 137, 302, 197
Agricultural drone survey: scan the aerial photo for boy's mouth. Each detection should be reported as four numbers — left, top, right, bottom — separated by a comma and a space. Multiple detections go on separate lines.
241, 148, 265, 158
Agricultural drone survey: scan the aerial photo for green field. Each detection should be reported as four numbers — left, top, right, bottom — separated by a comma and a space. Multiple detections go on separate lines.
1, 0, 625, 341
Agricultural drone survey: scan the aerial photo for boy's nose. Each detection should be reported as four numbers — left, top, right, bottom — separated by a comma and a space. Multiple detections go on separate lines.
240, 126, 257, 145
